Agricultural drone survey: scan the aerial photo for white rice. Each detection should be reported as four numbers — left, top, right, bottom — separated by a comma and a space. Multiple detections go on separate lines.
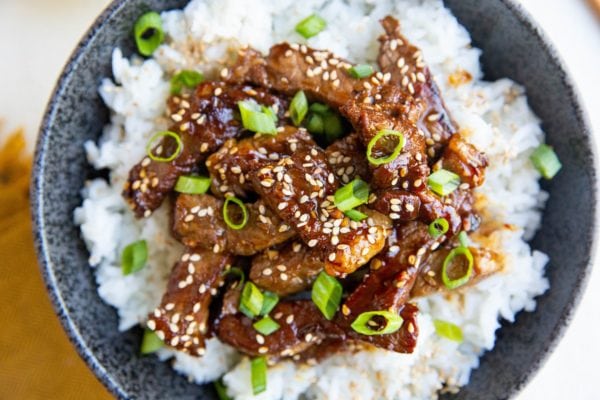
74, 0, 550, 398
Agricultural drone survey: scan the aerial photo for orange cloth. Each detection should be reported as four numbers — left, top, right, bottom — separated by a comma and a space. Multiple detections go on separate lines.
0, 131, 111, 399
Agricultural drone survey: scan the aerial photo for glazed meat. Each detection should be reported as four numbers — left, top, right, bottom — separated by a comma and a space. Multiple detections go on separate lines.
325, 132, 370, 183
124, 82, 288, 217
206, 126, 315, 198
173, 194, 295, 255
146, 250, 233, 355
439, 134, 488, 188
250, 147, 391, 276
249, 241, 323, 296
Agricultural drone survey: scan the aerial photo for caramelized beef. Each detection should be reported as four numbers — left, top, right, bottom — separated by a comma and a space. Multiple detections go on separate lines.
324, 132, 370, 183
439, 134, 488, 188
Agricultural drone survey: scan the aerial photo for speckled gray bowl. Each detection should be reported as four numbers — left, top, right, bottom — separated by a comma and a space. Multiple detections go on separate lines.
32, 0, 596, 399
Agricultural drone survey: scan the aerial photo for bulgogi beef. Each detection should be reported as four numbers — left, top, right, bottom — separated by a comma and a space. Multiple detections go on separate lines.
125, 16, 495, 363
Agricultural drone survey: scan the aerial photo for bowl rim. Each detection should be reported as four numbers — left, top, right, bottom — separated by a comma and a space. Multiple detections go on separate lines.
30, 0, 598, 398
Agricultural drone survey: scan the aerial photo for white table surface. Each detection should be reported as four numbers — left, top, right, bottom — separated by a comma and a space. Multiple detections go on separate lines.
1, 1, 598, 398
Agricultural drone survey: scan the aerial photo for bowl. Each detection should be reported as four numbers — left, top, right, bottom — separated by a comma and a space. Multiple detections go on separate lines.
31, 0, 597, 398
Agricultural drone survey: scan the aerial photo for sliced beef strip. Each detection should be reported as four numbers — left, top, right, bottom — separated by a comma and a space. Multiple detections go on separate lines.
250, 148, 391, 277
146, 250, 233, 356
324, 132, 371, 184
173, 194, 295, 256
249, 241, 323, 296
123, 82, 288, 217
206, 126, 315, 198
438, 133, 488, 188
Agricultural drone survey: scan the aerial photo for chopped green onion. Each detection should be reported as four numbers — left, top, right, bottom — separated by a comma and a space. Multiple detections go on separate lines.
428, 169, 460, 196
140, 328, 163, 354
334, 178, 369, 212
295, 14, 327, 39
223, 196, 248, 230
290, 91, 308, 126
433, 319, 464, 342
214, 379, 232, 400
366, 129, 406, 166
350, 311, 403, 335
174, 175, 211, 194
309, 103, 331, 114
323, 113, 344, 141
428, 218, 449, 239
348, 64, 374, 79
311, 271, 343, 320
253, 316, 280, 336
530, 144, 562, 179
170, 70, 204, 94
146, 131, 182, 162
222, 267, 245, 286
458, 231, 470, 248
260, 291, 279, 316
121, 240, 148, 275
306, 113, 324, 135
441, 247, 474, 289
250, 357, 267, 395
239, 282, 264, 318
345, 209, 368, 221
238, 100, 277, 135
134, 11, 164, 56
261, 105, 277, 122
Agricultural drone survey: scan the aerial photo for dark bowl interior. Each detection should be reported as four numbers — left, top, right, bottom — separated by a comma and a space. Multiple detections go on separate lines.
32, 0, 596, 399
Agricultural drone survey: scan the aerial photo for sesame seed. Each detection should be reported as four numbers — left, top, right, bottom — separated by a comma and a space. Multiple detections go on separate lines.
280, 273, 288, 281
263, 268, 272, 276
214, 87, 223, 96
308, 239, 318, 247
342, 305, 350, 316
256, 334, 265, 344
165, 303, 175, 311
147, 320, 156, 330
258, 346, 268, 354
286, 314, 294, 324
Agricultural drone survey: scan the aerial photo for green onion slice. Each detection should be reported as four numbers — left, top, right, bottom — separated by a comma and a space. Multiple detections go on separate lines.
214, 379, 232, 400
223, 196, 248, 230
334, 178, 369, 212
433, 319, 464, 342
428, 218, 449, 239
239, 282, 264, 319
290, 91, 308, 126
441, 246, 474, 289
295, 14, 326, 39
134, 11, 164, 56
170, 70, 204, 95
366, 129, 406, 166
250, 356, 267, 395
348, 64, 374, 79
428, 169, 460, 196
345, 209, 368, 222
174, 175, 211, 194
306, 113, 324, 135
323, 113, 344, 141
121, 240, 148, 275
253, 316, 281, 336
311, 271, 343, 320
458, 231, 469, 248
146, 131, 183, 162
238, 100, 278, 135
350, 310, 403, 335
309, 103, 331, 114
222, 267, 245, 286
140, 328, 163, 354
260, 291, 279, 316
530, 144, 562, 179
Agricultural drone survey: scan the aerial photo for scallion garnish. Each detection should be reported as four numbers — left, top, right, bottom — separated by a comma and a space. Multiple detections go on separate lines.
345, 208, 368, 221
427, 169, 460, 196
260, 291, 279, 316
348, 64, 374, 79
458, 231, 469, 248
146, 131, 183, 162
334, 178, 369, 212
121, 240, 148, 275
223, 196, 248, 230
239, 282, 264, 318
295, 14, 327, 39
441, 246, 474, 289
140, 328, 163, 354
366, 129, 406, 166
530, 144, 562, 179
306, 113, 324, 135
238, 100, 278, 135
323, 112, 344, 141
250, 356, 267, 395
222, 267, 245, 286
170, 70, 204, 95
174, 175, 211, 194
350, 310, 403, 335
309, 103, 330, 114
134, 11, 164, 56
253, 316, 280, 336
311, 271, 343, 320
214, 379, 232, 400
289, 91, 308, 126
428, 218, 449, 239
433, 319, 464, 342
